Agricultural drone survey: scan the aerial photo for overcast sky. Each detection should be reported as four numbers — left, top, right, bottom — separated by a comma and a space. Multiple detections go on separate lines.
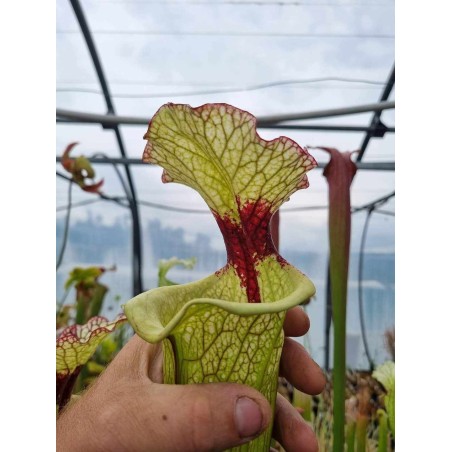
56, 0, 395, 253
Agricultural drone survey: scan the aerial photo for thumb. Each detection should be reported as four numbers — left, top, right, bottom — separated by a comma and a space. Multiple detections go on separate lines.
148, 381, 272, 452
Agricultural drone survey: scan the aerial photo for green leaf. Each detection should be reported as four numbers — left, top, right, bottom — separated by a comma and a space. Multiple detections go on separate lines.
126, 103, 317, 451
310, 146, 358, 452
377, 409, 389, 452
143, 103, 316, 303
56, 314, 127, 411
64, 266, 114, 324
64, 266, 106, 291
144, 103, 315, 218
158, 256, 196, 287
56, 314, 127, 376
373, 361, 395, 439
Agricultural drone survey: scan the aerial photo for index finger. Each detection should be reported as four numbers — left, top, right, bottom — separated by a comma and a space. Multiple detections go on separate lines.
283, 306, 310, 337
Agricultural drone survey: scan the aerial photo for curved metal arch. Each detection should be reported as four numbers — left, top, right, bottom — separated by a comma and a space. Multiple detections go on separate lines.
69, 0, 143, 295
357, 64, 395, 162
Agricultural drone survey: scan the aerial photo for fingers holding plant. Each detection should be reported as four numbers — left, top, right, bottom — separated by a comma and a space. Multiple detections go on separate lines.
283, 305, 311, 337
273, 306, 325, 451
273, 393, 320, 452
58, 335, 273, 452
280, 337, 326, 396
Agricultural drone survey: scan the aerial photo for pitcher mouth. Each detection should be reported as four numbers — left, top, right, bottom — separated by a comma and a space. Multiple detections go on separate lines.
124, 266, 315, 344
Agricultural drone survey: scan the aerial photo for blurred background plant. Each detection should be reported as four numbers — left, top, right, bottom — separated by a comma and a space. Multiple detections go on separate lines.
274, 365, 394, 452
56, 256, 198, 402
56, 148, 130, 410
158, 256, 197, 287
272, 147, 395, 451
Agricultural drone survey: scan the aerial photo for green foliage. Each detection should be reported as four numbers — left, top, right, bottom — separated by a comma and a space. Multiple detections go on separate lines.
158, 257, 196, 287
311, 146, 357, 452
373, 361, 395, 439
62, 265, 115, 325
56, 265, 127, 412
301, 371, 394, 452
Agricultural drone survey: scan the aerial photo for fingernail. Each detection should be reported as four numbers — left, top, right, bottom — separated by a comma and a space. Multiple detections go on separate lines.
235, 397, 263, 439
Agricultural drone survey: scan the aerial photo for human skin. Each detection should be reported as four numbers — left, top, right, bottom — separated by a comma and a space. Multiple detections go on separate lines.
57, 307, 326, 452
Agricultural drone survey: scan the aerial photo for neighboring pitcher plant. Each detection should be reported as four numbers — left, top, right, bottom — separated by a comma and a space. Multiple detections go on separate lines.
124, 103, 317, 451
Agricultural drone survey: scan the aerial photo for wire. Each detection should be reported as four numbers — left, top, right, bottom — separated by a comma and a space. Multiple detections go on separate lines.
56, 171, 129, 208
91, 152, 133, 203
283, 205, 328, 212
56, 287, 71, 321
56, 86, 383, 97
56, 199, 396, 216
56, 77, 384, 86
56, 196, 395, 216
57, 29, 395, 38
56, 171, 394, 217
56, 194, 329, 214
92, 0, 394, 5
352, 191, 395, 213
355, 191, 395, 370
57, 80, 229, 86
57, 198, 102, 212
139, 200, 211, 214
142, 201, 330, 214
56, 180, 73, 271
56, 77, 386, 98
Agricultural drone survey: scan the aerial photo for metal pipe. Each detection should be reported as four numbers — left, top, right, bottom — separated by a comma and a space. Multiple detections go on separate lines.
57, 117, 394, 133
257, 100, 394, 124
260, 124, 394, 133
56, 100, 395, 127
56, 156, 395, 171
357, 65, 395, 162
69, 0, 115, 114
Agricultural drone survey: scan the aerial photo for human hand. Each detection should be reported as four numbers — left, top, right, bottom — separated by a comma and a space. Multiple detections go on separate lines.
57, 306, 325, 452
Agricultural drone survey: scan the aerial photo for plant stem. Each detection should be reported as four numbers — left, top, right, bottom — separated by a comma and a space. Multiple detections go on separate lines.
358, 208, 375, 370
355, 415, 369, 452
293, 388, 312, 422
345, 422, 356, 452
317, 147, 356, 452
377, 409, 389, 452
332, 292, 347, 452
330, 236, 349, 452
